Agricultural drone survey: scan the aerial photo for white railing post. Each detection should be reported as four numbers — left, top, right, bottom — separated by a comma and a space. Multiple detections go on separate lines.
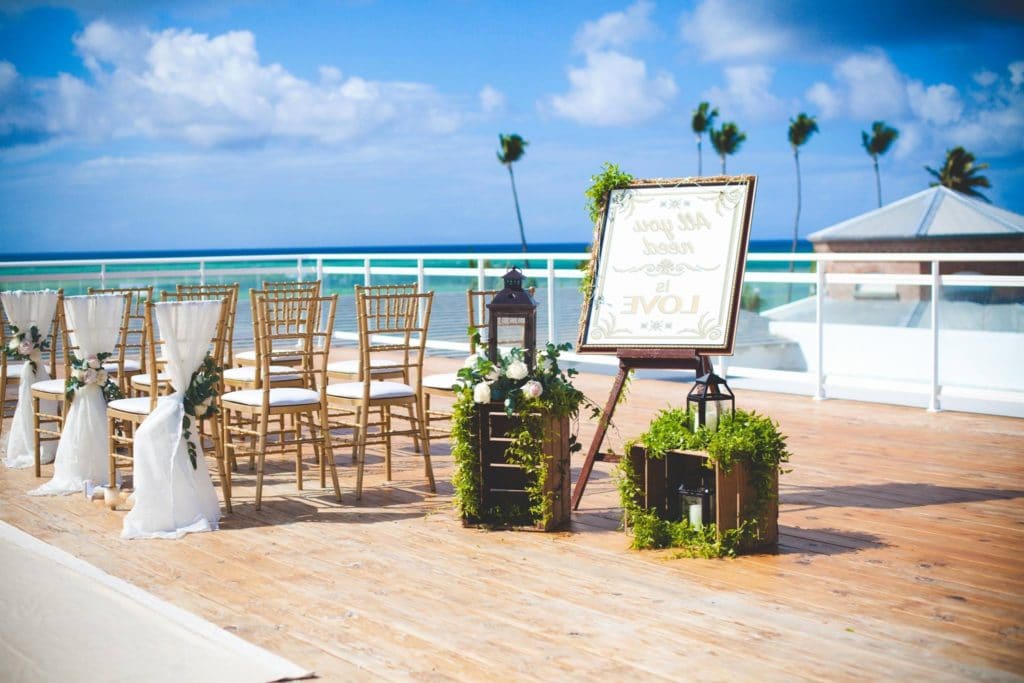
929, 261, 941, 412
100, 263, 106, 288
199, 259, 206, 285
417, 257, 425, 327
477, 260, 486, 291
814, 263, 826, 401
363, 258, 372, 287
316, 257, 323, 283
296, 258, 303, 282
546, 258, 556, 344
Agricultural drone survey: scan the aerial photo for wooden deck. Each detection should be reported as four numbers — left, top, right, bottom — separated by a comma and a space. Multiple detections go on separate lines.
2, 350, 1023, 681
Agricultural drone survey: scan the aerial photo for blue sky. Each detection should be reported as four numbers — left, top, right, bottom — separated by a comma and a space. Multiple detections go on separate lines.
1, 1, 1022, 255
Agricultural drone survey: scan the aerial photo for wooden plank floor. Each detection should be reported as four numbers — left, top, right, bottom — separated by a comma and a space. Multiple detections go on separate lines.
2, 350, 1022, 681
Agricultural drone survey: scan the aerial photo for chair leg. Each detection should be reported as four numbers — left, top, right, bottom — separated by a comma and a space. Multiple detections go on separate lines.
294, 412, 304, 491
108, 416, 118, 492
356, 403, 369, 500
32, 396, 42, 478
384, 407, 392, 483
417, 398, 435, 493
209, 414, 231, 513
319, 404, 342, 503
255, 410, 270, 511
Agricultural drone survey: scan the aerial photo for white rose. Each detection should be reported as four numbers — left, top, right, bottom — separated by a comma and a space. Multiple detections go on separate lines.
541, 358, 554, 373
83, 368, 98, 385
95, 368, 109, 385
485, 366, 500, 383
18, 339, 33, 356
73, 368, 87, 382
463, 354, 480, 369
507, 360, 528, 381
521, 380, 543, 399
87, 356, 102, 370
472, 382, 491, 404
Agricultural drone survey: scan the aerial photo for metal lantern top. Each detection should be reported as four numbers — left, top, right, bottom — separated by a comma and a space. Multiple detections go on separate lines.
687, 372, 735, 404
487, 267, 537, 312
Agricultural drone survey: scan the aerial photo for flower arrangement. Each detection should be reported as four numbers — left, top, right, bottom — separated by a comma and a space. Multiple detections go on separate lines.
65, 352, 123, 403
5, 325, 49, 374
181, 354, 221, 470
451, 342, 596, 527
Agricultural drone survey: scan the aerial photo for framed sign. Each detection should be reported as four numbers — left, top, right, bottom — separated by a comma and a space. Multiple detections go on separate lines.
577, 175, 756, 355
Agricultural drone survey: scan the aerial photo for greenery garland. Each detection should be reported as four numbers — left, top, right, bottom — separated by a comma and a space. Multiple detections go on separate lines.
5, 324, 49, 374
451, 342, 595, 527
617, 406, 790, 557
181, 354, 220, 469
580, 162, 635, 298
65, 352, 123, 403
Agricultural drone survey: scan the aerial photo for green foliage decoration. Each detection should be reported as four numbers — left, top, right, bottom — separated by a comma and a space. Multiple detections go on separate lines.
617, 406, 790, 556
580, 162, 635, 298
181, 354, 221, 469
5, 324, 49, 374
65, 352, 123, 403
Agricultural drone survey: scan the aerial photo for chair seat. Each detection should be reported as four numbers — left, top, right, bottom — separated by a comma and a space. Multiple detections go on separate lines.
234, 350, 301, 364
422, 373, 461, 391
326, 381, 414, 400
3, 363, 24, 379
103, 358, 142, 374
327, 358, 403, 376
107, 396, 164, 416
30, 378, 65, 395
221, 387, 320, 407
222, 365, 301, 383
131, 372, 171, 387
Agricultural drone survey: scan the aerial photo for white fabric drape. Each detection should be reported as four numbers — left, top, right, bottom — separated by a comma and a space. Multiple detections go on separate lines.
2, 290, 59, 469
30, 295, 125, 496
123, 300, 222, 540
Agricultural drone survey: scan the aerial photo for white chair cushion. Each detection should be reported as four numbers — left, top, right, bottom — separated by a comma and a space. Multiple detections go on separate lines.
326, 381, 414, 400
221, 387, 319, 407
422, 373, 461, 391
131, 372, 170, 386
103, 358, 141, 374
3, 363, 24, 379
107, 396, 164, 415
222, 366, 300, 383
327, 358, 402, 375
30, 378, 65, 394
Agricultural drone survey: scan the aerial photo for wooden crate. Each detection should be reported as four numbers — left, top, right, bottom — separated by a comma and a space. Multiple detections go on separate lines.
628, 446, 778, 549
463, 403, 570, 531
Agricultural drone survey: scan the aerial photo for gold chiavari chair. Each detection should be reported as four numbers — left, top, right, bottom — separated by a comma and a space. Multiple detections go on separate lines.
233, 280, 321, 369
221, 292, 340, 510
88, 286, 153, 393
1, 290, 62, 444
175, 283, 240, 368
326, 287, 434, 499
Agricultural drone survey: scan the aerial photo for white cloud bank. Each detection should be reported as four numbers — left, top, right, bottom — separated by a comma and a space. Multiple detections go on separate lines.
0, 20, 486, 149
546, 1, 678, 126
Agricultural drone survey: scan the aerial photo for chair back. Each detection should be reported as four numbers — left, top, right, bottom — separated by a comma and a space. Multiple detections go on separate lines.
138, 301, 160, 411
354, 287, 433, 394
467, 286, 535, 354
63, 293, 131, 385
88, 286, 153, 391
150, 297, 229, 402
171, 284, 239, 367
262, 280, 321, 297
251, 290, 335, 393
1, 289, 64, 379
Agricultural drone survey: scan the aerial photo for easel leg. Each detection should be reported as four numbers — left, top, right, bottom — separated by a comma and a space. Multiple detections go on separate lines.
571, 362, 629, 510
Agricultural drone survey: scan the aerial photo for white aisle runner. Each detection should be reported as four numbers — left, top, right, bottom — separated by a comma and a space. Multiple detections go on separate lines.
0, 522, 312, 683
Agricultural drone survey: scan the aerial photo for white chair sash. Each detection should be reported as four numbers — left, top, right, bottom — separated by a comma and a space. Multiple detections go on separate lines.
123, 300, 222, 540
30, 295, 125, 496
2, 290, 59, 469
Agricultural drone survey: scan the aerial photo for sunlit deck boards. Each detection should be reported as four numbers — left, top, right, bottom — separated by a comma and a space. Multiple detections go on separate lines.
1, 351, 1022, 681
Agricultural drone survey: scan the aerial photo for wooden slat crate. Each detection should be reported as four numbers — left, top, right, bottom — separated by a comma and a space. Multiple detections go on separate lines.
628, 446, 778, 549
464, 403, 570, 531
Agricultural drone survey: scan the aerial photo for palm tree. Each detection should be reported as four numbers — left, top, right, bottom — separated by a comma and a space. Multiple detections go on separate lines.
691, 101, 718, 176
925, 146, 992, 202
497, 133, 529, 252
709, 122, 746, 175
861, 121, 899, 207
787, 113, 818, 268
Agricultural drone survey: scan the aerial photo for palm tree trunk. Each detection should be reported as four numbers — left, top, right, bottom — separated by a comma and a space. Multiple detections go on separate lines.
507, 164, 528, 253
697, 136, 702, 177
873, 155, 882, 207
790, 150, 801, 282
720, 154, 726, 175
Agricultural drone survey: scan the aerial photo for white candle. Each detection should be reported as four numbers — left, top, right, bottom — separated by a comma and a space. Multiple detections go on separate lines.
103, 487, 119, 510
688, 503, 703, 527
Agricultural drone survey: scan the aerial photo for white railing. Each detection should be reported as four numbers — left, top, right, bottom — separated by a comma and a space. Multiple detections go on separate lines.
2, 250, 1022, 415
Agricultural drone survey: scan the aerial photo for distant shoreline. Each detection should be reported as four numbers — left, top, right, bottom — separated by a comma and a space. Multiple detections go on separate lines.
0, 239, 813, 262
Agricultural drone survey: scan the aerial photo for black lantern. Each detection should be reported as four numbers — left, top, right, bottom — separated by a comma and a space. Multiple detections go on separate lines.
686, 371, 735, 432
678, 481, 715, 527
487, 266, 537, 369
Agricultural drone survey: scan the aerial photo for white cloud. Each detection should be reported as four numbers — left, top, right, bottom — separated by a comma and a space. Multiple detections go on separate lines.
907, 81, 963, 126
1010, 61, 1024, 88
680, 0, 792, 61
0, 20, 468, 149
574, 0, 655, 53
702, 64, 783, 120
478, 85, 505, 114
805, 82, 841, 119
833, 51, 907, 119
547, 50, 677, 126
973, 70, 998, 87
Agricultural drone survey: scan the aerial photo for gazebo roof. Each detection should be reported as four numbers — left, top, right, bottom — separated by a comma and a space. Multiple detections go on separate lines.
808, 186, 1024, 242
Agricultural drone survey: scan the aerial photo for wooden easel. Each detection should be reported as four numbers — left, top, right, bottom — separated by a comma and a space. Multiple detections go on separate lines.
570, 348, 711, 510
